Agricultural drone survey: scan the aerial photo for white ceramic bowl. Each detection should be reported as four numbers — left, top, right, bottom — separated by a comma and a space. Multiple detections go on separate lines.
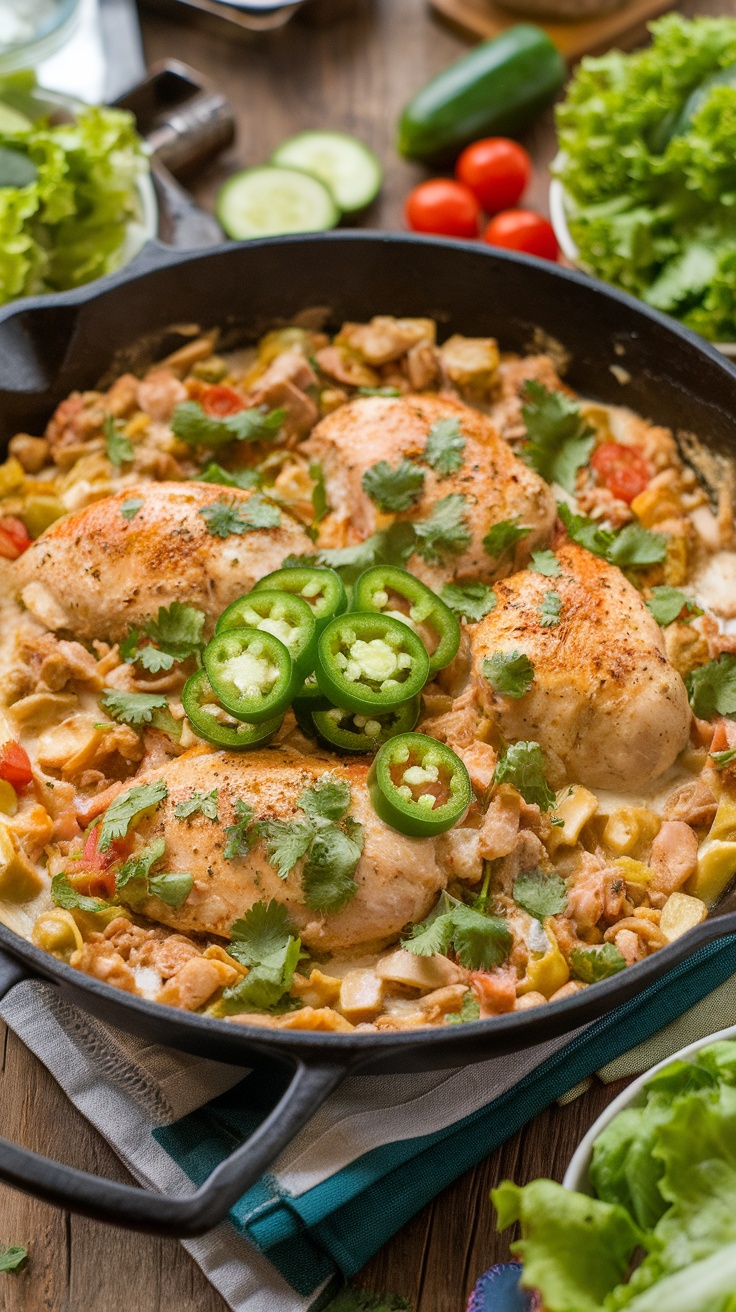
549, 178, 736, 361
563, 1021, 736, 1195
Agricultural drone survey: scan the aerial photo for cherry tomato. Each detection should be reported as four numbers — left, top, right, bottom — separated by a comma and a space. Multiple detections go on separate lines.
483, 210, 559, 262
455, 138, 531, 215
188, 380, 245, 417
591, 441, 652, 505
76, 824, 126, 898
405, 179, 480, 239
0, 516, 31, 560
0, 741, 32, 790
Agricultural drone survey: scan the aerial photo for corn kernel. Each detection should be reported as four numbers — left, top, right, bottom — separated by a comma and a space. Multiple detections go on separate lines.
660, 891, 707, 942
613, 856, 652, 886
630, 485, 681, 527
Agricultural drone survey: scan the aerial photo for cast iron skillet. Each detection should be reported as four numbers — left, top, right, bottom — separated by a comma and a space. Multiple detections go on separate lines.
0, 232, 735, 1237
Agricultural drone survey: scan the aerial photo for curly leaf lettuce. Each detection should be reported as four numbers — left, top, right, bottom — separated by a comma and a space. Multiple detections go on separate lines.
554, 16, 736, 340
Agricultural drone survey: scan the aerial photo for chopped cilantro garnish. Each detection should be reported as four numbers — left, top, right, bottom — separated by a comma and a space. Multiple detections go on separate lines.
120, 496, 143, 521
299, 774, 351, 822
513, 869, 568, 921
687, 654, 736, 720
558, 502, 667, 567
362, 459, 425, 512
256, 775, 362, 910
521, 381, 595, 493
539, 590, 562, 628
51, 873, 108, 913
256, 818, 314, 880
494, 741, 555, 811
445, 991, 481, 1024
483, 517, 531, 562
223, 799, 256, 859
302, 820, 364, 913
199, 462, 261, 491
174, 789, 219, 821
145, 601, 206, 661
530, 550, 562, 578
413, 494, 471, 564
137, 646, 176, 673
148, 871, 194, 908
99, 779, 168, 851
223, 899, 301, 1013
104, 414, 133, 468
0, 1245, 28, 1273
310, 461, 329, 523
483, 650, 534, 698
402, 892, 513, 970
171, 400, 284, 448
570, 943, 627, 984
423, 417, 465, 478
229, 899, 295, 966
285, 520, 417, 586
440, 581, 497, 624
711, 747, 736, 770
646, 586, 703, 626
199, 494, 281, 538
115, 837, 192, 908
100, 689, 168, 726
357, 386, 402, 398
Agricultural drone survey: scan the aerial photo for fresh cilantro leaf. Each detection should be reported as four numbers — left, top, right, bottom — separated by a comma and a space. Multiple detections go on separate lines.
120, 496, 143, 521
362, 459, 425, 513
711, 747, 736, 770
100, 689, 168, 726
521, 380, 595, 493
51, 873, 108, 913
513, 869, 568, 921
310, 461, 329, 523
646, 586, 702, 626
199, 462, 261, 491
570, 943, 627, 984
199, 494, 280, 538
687, 654, 736, 720
445, 991, 481, 1024
137, 646, 176, 673
221, 939, 302, 1013
174, 789, 219, 821
144, 601, 205, 661
530, 550, 562, 578
104, 414, 133, 468
440, 581, 496, 624
171, 401, 284, 448
299, 775, 351, 823
99, 779, 168, 851
223, 799, 256, 860
288, 521, 418, 587
483, 517, 531, 561
402, 893, 512, 970
423, 417, 465, 477
229, 899, 295, 966
402, 906, 456, 958
413, 494, 471, 565
606, 522, 667, 567
116, 837, 166, 899
539, 590, 562, 628
0, 1245, 27, 1273
557, 502, 666, 567
150, 706, 183, 741
494, 741, 555, 811
257, 818, 314, 879
148, 871, 194, 908
482, 650, 534, 698
357, 386, 402, 398
302, 822, 364, 913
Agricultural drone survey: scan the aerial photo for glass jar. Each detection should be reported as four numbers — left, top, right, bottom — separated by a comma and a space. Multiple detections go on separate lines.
0, 0, 82, 74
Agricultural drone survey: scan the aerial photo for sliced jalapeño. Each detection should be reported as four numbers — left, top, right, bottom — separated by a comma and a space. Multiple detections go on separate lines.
203, 628, 299, 723
368, 732, 472, 836
313, 695, 421, 754
182, 669, 283, 748
315, 611, 429, 714
253, 566, 347, 634
353, 565, 461, 676
215, 589, 317, 677
291, 676, 330, 739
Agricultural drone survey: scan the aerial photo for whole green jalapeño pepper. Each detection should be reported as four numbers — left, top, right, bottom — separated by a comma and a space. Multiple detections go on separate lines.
312, 695, 421, 754
368, 732, 472, 836
353, 565, 460, 675
253, 566, 347, 634
316, 612, 430, 714
182, 669, 283, 748
215, 588, 317, 677
203, 628, 299, 722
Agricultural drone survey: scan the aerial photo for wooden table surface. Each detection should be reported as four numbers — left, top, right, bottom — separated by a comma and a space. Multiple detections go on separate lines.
0, 0, 716, 1307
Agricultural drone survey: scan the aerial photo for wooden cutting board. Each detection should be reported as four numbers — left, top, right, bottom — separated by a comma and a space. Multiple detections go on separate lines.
430, 0, 672, 60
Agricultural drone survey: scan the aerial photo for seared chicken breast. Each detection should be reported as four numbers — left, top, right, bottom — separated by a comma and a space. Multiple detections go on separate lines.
470, 541, 691, 789
302, 394, 555, 587
13, 482, 312, 641
121, 748, 447, 954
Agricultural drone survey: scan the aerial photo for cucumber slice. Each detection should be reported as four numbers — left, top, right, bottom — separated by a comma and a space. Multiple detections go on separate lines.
216, 166, 340, 241
271, 131, 382, 215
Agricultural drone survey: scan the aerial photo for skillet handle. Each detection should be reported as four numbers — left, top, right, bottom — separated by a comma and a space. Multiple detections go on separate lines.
0, 1054, 347, 1236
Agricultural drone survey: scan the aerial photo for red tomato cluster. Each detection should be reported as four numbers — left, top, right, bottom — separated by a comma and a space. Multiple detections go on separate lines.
0, 741, 32, 790
404, 137, 558, 262
0, 516, 31, 560
590, 441, 652, 505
